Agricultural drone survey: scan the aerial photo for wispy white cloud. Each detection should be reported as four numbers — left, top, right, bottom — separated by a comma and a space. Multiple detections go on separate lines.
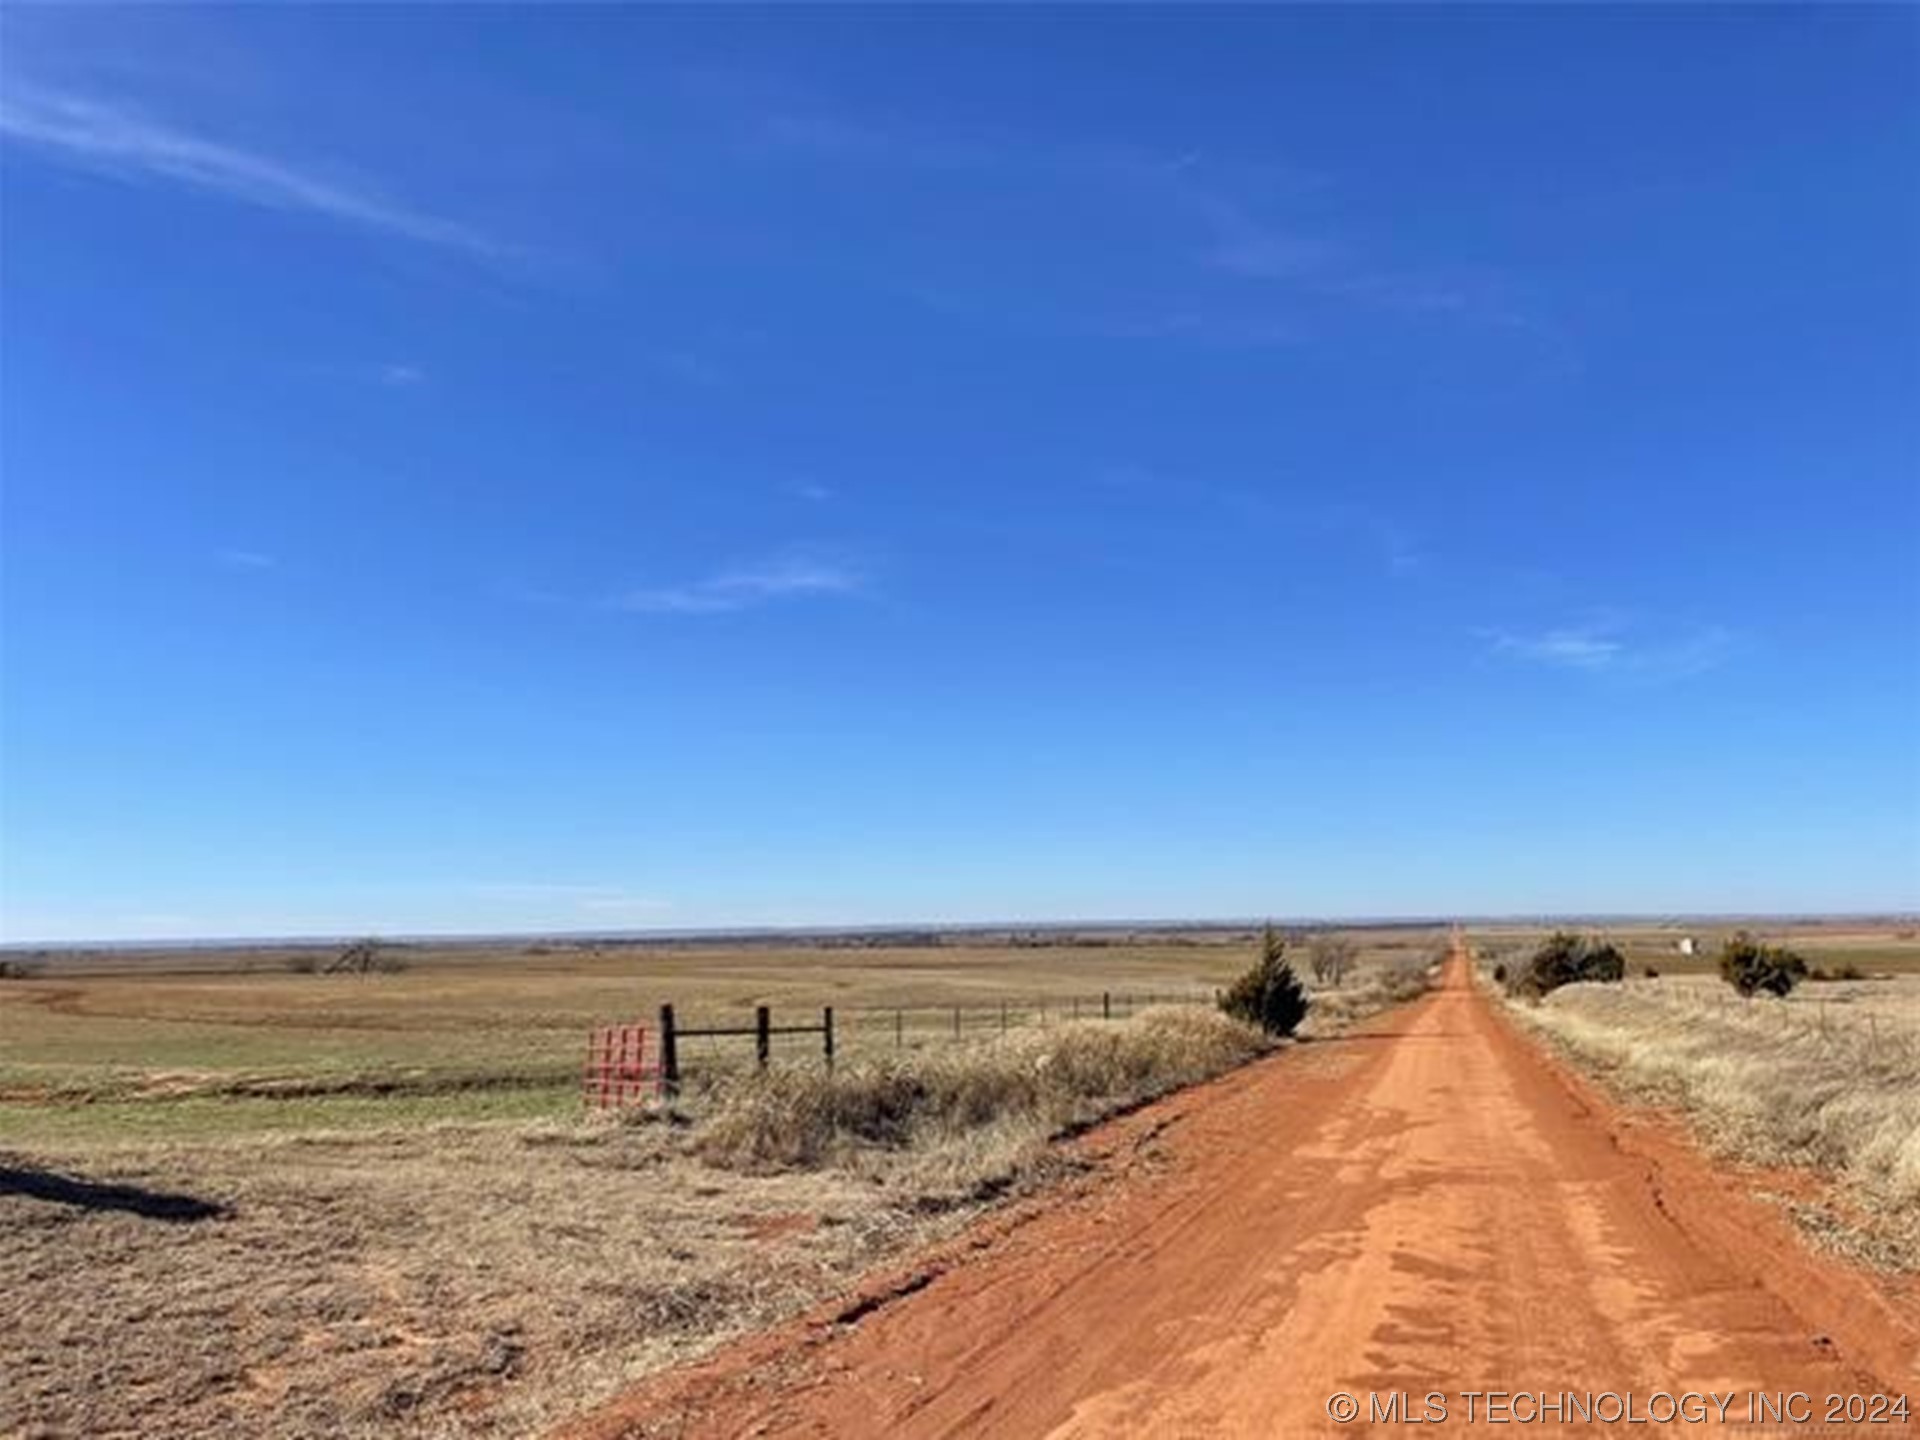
378, 362, 426, 387
1490, 624, 1625, 670
614, 555, 862, 615
1484, 618, 1736, 679
216, 548, 275, 570
0, 87, 504, 259
702, 77, 1532, 344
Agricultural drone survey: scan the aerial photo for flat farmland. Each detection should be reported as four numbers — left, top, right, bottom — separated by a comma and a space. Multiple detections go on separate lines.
5, 923, 1915, 1440
0, 931, 1435, 1438
0, 931, 1444, 1140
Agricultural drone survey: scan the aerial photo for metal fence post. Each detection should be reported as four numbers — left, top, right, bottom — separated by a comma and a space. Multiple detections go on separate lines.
659, 1003, 679, 1098
1103, 991, 1111, 1021
756, 1005, 771, 1069
823, 1006, 834, 1071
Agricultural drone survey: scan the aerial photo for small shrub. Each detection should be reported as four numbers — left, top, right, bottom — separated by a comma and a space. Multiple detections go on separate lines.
1643, 965, 1660, 979
1492, 963, 1508, 985
1718, 932, 1808, 998
1219, 926, 1310, 1037
1506, 931, 1625, 998
286, 954, 321, 975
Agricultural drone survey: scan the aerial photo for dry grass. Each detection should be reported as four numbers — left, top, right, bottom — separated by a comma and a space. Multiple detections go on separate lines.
0, 942, 1263, 1113
696, 1006, 1270, 1175
0, 932, 1443, 1439
0, 1004, 1277, 1440
1303, 953, 1438, 1034
0, 932, 1447, 1130
1498, 973, 1920, 1266
2, 1123, 938, 1440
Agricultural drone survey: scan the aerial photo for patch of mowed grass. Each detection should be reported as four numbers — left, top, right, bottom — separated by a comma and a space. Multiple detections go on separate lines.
0, 1081, 578, 1146
0, 998, 578, 1101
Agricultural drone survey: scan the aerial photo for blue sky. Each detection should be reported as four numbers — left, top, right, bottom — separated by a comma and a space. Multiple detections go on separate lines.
2, 7, 1915, 942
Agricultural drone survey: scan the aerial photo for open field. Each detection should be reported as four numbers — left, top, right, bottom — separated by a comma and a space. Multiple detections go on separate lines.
0, 930, 1443, 1137
6, 922, 1914, 1440
0, 933, 1434, 1439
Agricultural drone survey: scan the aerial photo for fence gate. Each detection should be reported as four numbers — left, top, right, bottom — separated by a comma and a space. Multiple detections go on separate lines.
582, 1023, 662, 1109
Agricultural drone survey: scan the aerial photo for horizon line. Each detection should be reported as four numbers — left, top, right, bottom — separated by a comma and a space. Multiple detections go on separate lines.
6, 909, 1916, 952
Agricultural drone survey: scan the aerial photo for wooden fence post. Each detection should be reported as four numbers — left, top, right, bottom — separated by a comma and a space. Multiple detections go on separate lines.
895, 1008, 904, 1049
756, 1005, 771, 1069
1103, 991, 1111, 1021
659, 1003, 679, 1098
1000, 1000, 1008, 1035
823, 1006, 834, 1071
952, 1005, 961, 1040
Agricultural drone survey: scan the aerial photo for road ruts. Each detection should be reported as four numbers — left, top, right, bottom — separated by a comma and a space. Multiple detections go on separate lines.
560, 948, 1919, 1438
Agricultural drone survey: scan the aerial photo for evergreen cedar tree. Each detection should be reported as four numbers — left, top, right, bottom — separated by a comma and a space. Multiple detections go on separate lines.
1719, 932, 1809, 998
1220, 926, 1311, 1037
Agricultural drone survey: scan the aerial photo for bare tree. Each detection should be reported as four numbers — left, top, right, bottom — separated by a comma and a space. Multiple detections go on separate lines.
1308, 934, 1357, 988
326, 938, 402, 976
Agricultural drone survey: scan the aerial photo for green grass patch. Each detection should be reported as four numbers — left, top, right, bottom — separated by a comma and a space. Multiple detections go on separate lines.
0, 1081, 578, 1146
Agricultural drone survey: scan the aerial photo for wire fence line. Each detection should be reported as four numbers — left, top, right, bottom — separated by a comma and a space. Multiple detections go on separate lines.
1660, 981, 1920, 1065
840, 988, 1221, 1045
656, 988, 1225, 1083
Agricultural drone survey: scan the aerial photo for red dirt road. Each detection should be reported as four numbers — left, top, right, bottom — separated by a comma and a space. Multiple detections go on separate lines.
566, 955, 1918, 1437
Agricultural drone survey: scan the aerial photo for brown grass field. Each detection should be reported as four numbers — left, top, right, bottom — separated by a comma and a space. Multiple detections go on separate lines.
0, 929, 1435, 1439
2, 919, 1913, 1439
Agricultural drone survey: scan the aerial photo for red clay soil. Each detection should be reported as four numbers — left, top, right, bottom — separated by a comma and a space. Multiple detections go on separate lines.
558, 952, 1919, 1438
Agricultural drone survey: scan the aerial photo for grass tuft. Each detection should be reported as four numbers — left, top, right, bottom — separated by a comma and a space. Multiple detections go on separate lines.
697, 1006, 1269, 1173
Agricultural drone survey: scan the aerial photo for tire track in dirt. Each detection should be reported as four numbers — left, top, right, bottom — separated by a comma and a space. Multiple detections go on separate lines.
560, 950, 1918, 1438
